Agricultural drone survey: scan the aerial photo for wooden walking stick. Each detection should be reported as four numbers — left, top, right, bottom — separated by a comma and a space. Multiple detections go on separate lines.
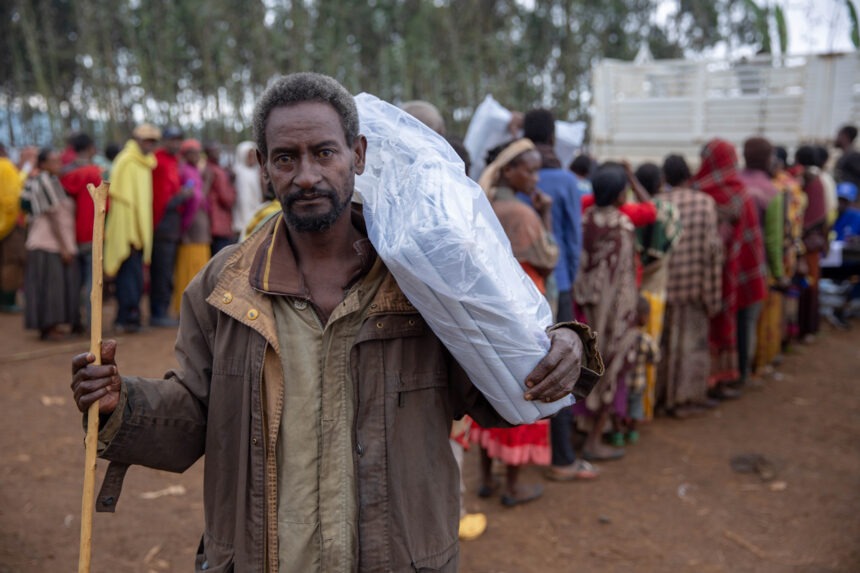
79, 181, 109, 573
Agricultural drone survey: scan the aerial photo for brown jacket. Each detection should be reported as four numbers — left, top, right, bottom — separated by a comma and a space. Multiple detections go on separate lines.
96, 214, 600, 572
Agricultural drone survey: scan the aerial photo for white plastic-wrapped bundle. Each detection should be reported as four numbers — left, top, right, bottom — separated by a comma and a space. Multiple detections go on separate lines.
354, 92, 574, 425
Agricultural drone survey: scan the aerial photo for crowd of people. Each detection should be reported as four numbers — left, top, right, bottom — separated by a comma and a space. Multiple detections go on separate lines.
3, 80, 860, 554
57, 73, 860, 570
0, 127, 268, 338
402, 103, 860, 540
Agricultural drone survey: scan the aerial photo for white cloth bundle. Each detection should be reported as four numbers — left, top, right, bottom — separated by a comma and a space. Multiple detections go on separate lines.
354, 92, 574, 425
463, 94, 586, 180
553, 120, 587, 171
462, 95, 513, 180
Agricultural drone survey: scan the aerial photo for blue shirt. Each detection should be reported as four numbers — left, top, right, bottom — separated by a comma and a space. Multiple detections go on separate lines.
575, 174, 592, 197
834, 208, 860, 241
517, 168, 582, 291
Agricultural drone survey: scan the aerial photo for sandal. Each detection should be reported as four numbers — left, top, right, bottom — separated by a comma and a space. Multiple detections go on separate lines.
544, 459, 600, 481
500, 483, 544, 507
583, 446, 626, 462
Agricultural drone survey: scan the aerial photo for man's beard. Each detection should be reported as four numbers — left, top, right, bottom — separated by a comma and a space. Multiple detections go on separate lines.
280, 186, 352, 232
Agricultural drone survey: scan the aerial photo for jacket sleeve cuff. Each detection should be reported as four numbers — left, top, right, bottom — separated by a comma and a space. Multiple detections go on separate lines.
81, 380, 129, 455
547, 321, 604, 401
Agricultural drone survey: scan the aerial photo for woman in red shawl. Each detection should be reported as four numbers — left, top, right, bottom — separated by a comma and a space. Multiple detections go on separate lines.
693, 139, 767, 399
790, 146, 829, 340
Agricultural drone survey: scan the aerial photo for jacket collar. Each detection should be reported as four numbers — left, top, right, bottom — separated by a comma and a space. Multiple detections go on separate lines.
207, 204, 414, 353
247, 206, 376, 298
207, 217, 281, 353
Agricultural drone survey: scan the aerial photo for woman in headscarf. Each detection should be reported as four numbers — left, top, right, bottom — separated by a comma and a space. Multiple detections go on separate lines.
632, 162, 681, 422
21, 148, 80, 340
470, 138, 559, 507
656, 155, 723, 418
693, 139, 766, 399
790, 146, 828, 341
572, 163, 639, 461
171, 139, 211, 316
738, 137, 786, 378
772, 147, 807, 346
231, 141, 263, 240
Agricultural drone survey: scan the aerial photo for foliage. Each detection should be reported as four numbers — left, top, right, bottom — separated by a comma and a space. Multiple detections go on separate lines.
1, 0, 765, 146
846, 0, 860, 49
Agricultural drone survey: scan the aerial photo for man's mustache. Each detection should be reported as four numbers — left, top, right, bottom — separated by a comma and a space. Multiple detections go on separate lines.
283, 187, 337, 207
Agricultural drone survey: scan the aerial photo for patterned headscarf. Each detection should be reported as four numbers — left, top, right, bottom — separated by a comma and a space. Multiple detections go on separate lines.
694, 139, 745, 205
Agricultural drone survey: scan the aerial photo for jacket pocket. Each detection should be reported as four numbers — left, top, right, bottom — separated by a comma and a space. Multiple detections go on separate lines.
195, 533, 234, 572
386, 370, 448, 395
385, 370, 451, 413
412, 541, 459, 572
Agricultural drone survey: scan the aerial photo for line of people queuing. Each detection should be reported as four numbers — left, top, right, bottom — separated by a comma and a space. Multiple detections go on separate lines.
0, 126, 267, 339
401, 101, 860, 540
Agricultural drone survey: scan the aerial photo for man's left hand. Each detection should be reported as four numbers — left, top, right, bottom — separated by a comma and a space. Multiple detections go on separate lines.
524, 327, 583, 403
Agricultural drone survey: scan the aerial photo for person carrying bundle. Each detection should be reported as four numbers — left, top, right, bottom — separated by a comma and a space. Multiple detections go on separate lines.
70, 73, 602, 573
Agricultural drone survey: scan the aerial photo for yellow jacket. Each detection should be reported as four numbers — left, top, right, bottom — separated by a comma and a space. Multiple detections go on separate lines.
0, 158, 22, 241
242, 200, 282, 241
104, 140, 157, 276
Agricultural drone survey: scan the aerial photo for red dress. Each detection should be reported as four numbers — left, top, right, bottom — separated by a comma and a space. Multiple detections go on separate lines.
470, 419, 551, 466
470, 261, 551, 467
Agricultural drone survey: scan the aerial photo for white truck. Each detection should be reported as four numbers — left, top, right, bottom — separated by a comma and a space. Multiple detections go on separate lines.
590, 51, 860, 163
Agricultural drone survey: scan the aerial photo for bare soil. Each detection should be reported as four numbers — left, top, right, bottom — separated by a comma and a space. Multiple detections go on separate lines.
0, 305, 858, 572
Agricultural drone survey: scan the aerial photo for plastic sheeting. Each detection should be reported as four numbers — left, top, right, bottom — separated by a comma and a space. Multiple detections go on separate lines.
354, 92, 574, 425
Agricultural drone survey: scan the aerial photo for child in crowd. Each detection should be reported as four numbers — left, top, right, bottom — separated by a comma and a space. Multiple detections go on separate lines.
619, 295, 661, 445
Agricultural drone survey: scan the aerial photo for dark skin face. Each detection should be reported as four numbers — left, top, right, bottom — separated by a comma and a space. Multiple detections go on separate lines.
69, 101, 586, 416
257, 101, 368, 320
40, 151, 62, 176
137, 137, 158, 155
501, 150, 541, 195
82, 144, 97, 161
258, 102, 365, 233
205, 145, 220, 163
501, 149, 553, 226
183, 149, 201, 166
164, 137, 182, 156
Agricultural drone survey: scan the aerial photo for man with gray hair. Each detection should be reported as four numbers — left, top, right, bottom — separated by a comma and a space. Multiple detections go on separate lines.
70, 72, 600, 572
401, 99, 446, 135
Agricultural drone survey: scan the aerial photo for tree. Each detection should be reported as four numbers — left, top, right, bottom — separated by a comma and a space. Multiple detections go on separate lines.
0, 0, 804, 146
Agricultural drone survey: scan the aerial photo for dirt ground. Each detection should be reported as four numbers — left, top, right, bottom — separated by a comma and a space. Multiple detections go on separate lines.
0, 303, 858, 573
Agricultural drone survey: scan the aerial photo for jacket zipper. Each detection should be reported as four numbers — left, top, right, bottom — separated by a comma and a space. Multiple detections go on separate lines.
257, 340, 272, 573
